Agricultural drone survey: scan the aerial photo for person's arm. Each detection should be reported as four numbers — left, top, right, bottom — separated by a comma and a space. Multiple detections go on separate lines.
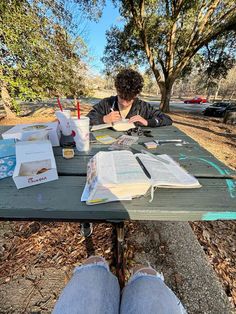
86, 102, 106, 125
86, 99, 110, 125
127, 100, 172, 127
144, 103, 172, 127
87, 98, 121, 125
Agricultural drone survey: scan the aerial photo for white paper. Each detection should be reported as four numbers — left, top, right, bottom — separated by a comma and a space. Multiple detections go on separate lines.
135, 153, 201, 188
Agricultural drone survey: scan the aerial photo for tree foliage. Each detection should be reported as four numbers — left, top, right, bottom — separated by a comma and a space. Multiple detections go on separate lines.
103, 0, 236, 112
0, 0, 90, 114
200, 31, 236, 79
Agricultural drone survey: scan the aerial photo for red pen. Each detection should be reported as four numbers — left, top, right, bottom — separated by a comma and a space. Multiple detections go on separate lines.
77, 100, 80, 119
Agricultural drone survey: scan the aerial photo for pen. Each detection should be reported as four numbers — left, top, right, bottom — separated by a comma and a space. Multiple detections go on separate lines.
136, 156, 151, 178
111, 100, 115, 112
156, 139, 183, 144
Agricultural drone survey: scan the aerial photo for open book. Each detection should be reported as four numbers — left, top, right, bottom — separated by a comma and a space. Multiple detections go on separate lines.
91, 119, 135, 132
81, 151, 201, 205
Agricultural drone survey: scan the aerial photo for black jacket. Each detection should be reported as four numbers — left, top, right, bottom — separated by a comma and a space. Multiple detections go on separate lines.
87, 96, 172, 127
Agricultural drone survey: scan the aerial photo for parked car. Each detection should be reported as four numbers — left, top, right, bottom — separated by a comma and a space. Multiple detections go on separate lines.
184, 97, 207, 104
202, 102, 232, 117
223, 104, 236, 124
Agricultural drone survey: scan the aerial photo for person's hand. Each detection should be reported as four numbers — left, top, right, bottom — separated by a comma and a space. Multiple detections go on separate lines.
103, 111, 121, 124
129, 115, 148, 126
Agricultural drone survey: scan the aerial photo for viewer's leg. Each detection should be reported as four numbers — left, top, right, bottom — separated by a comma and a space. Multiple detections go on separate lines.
52, 256, 120, 314
120, 265, 187, 314
80, 222, 93, 237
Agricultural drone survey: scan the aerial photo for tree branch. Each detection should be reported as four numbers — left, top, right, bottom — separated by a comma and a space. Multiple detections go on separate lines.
198, 0, 221, 36
129, 0, 163, 82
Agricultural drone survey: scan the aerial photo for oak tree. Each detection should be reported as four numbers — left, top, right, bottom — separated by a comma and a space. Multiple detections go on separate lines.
103, 0, 236, 112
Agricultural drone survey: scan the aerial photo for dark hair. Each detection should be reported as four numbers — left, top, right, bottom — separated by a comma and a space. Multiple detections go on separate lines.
114, 69, 144, 100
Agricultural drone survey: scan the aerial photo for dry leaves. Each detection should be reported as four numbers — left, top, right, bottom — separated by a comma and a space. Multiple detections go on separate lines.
190, 221, 236, 307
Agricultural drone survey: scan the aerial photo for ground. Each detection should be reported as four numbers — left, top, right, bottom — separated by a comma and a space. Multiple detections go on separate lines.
0, 94, 235, 312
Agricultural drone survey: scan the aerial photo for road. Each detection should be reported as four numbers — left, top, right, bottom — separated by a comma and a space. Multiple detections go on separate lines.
147, 100, 210, 115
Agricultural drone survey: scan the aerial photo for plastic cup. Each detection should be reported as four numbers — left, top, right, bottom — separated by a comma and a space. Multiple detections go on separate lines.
55, 110, 71, 136
70, 117, 90, 151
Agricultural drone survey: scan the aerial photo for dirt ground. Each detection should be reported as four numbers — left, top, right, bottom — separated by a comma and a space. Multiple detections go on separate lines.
169, 112, 236, 308
0, 97, 235, 312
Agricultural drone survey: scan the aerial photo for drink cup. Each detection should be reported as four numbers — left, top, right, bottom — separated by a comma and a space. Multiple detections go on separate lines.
55, 110, 71, 136
70, 117, 90, 152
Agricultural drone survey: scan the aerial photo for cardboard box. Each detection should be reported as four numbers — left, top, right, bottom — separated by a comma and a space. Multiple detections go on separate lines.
13, 140, 58, 189
0, 139, 16, 180
2, 122, 61, 146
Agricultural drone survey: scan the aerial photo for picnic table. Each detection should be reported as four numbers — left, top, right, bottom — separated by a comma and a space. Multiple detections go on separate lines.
0, 125, 235, 286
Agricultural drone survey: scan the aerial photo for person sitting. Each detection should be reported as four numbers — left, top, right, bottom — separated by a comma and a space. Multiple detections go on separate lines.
52, 255, 187, 314
87, 68, 172, 127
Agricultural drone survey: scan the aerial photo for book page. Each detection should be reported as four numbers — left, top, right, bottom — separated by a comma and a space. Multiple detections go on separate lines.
112, 151, 149, 183
98, 151, 149, 184
112, 120, 135, 131
135, 153, 201, 187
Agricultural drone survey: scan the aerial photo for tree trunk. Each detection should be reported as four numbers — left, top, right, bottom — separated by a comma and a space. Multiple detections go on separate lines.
1, 85, 16, 118
229, 90, 235, 100
214, 79, 222, 101
0, 68, 16, 118
158, 81, 173, 112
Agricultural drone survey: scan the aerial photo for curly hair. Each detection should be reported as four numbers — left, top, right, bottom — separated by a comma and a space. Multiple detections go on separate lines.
114, 69, 144, 100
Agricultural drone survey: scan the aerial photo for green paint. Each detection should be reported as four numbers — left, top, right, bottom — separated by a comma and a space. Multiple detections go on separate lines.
203, 212, 236, 220
179, 154, 235, 198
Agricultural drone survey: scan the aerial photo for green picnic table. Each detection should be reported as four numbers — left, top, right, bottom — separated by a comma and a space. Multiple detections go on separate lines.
0, 125, 235, 286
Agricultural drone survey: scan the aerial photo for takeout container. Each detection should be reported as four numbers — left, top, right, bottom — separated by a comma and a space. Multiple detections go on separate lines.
13, 140, 58, 189
2, 122, 60, 147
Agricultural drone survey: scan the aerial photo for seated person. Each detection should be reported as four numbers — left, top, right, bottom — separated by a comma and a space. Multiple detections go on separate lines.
87, 68, 172, 127
52, 255, 187, 314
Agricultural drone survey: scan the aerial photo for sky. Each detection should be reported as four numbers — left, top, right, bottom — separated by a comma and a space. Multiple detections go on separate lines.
83, 1, 121, 74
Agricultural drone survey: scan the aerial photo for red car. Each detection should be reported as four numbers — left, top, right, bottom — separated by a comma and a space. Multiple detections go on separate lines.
184, 97, 207, 104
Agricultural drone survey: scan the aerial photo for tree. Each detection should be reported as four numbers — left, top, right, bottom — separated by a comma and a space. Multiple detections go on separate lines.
103, 0, 236, 112
195, 31, 236, 100
0, 0, 89, 116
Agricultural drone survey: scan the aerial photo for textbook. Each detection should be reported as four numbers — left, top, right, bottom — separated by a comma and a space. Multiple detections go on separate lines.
81, 151, 201, 205
91, 119, 135, 132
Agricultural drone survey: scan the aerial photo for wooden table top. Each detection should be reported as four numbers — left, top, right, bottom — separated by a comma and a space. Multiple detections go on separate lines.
0, 125, 235, 221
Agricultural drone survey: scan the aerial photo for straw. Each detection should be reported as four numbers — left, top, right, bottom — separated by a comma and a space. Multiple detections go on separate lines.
57, 98, 63, 111
77, 100, 80, 119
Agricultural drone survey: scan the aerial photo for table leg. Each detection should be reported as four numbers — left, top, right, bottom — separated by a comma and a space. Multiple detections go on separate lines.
115, 221, 125, 288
